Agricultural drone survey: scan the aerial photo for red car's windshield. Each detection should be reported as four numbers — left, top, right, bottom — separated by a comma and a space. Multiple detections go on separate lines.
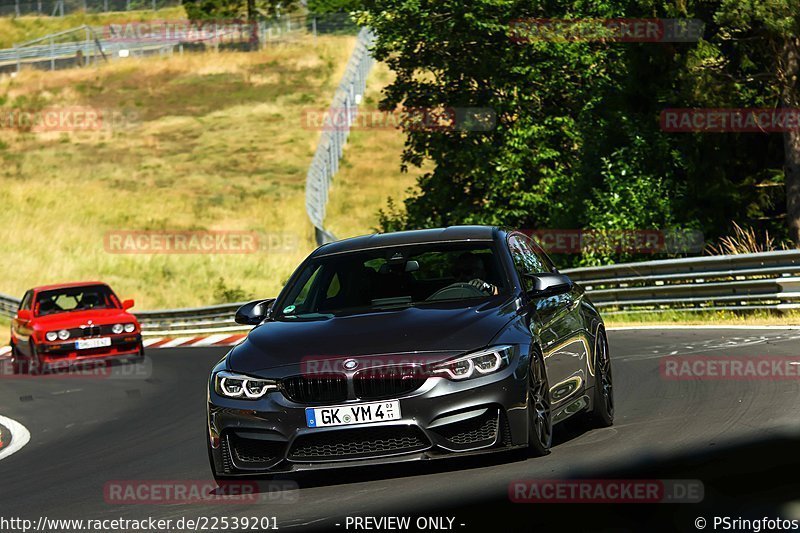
34, 285, 120, 317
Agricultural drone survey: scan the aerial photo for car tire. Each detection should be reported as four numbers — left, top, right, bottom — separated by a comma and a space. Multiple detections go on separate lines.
527, 347, 552, 456
588, 329, 614, 428
10, 343, 25, 375
28, 342, 43, 376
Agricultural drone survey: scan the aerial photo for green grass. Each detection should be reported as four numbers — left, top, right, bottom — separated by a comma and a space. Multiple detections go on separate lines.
605, 309, 800, 328
0, 35, 417, 311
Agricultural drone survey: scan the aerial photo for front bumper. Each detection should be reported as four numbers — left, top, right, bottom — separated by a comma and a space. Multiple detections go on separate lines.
37, 333, 143, 367
208, 360, 531, 476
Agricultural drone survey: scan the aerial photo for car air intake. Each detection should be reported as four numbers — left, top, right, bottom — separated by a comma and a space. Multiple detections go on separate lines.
281, 374, 348, 404
288, 426, 430, 462
353, 366, 427, 400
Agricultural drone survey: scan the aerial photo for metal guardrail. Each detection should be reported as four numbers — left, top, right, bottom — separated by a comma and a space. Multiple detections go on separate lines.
563, 249, 800, 314
2, 250, 800, 333
305, 27, 376, 245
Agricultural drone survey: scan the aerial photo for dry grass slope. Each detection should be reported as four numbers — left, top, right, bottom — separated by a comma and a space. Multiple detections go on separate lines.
0, 35, 417, 320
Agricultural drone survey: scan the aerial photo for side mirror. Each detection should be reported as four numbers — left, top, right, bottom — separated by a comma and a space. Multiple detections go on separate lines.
122, 299, 135, 310
235, 299, 276, 325
17, 309, 32, 321
524, 273, 573, 297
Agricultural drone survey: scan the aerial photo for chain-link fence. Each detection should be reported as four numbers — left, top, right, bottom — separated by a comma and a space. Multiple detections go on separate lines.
0, 0, 179, 16
0, 14, 360, 74
305, 27, 375, 245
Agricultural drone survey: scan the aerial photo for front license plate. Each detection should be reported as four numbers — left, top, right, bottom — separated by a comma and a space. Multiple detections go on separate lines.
75, 337, 112, 350
306, 400, 401, 428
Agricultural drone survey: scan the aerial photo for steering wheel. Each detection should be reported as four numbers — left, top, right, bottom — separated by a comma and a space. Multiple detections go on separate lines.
426, 282, 487, 301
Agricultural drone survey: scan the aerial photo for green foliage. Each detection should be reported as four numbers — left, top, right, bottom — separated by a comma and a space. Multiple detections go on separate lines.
213, 277, 248, 303
361, 0, 800, 264
183, 0, 299, 20
308, 0, 362, 14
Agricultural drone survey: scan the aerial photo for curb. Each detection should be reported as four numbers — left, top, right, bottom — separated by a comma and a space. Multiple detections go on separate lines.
0, 333, 247, 359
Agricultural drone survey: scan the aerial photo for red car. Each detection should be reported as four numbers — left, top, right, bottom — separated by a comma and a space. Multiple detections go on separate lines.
9, 281, 144, 374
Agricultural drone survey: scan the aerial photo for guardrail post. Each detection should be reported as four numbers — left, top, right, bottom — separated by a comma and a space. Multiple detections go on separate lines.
13, 44, 20, 74
49, 36, 55, 70
14, 0, 19, 16
312, 17, 317, 38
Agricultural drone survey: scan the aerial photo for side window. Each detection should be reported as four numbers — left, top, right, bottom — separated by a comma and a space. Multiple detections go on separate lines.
19, 291, 32, 311
524, 235, 557, 273
508, 235, 546, 291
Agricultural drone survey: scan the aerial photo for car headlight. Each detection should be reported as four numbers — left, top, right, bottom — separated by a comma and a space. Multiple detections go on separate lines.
46, 331, 58, 341
214, 371, 278, 400
111, 324, 124, 334
123, 323, 136, 333
432, 345, 513, 380
57, 329, 70, 340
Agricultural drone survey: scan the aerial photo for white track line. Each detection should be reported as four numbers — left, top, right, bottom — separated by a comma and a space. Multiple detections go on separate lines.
0, 415, 30, 461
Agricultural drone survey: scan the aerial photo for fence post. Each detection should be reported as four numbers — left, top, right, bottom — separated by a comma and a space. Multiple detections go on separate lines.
312, 17, 317, 38
14, 0, 19, 16
50, 36, 55, 70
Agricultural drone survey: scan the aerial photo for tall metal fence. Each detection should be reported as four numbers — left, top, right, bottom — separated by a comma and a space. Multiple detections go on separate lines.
0, 14, 357, 73
0, 0, 179, 16
305, 27, 376, 245
2, 250, 800, 335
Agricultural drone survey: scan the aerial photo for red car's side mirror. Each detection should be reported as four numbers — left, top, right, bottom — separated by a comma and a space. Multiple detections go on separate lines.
122, 299, 135, 310
17, 309, 32, 321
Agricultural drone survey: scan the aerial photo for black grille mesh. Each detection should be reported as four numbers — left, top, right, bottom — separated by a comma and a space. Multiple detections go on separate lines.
289, 426, 429, 461
433, 409, 499, 446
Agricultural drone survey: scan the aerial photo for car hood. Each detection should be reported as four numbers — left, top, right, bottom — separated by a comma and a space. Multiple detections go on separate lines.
227, 297, 519, 373
32, 308, 135, 329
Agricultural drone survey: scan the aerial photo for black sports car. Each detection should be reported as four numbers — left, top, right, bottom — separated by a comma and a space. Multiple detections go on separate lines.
207, 226, 613, 479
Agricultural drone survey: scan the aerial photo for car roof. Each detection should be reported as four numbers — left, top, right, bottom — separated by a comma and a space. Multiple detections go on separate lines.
31, 281, 110, 293
313, 226, 501, 256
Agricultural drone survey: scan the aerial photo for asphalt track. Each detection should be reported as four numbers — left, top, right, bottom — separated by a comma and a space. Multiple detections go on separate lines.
2, 328, 800, 532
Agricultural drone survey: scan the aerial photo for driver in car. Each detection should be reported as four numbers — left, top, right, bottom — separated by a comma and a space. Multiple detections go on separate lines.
454, 252, 499, 295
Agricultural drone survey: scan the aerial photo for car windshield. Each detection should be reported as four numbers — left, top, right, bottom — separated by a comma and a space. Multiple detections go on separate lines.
35, 285, 120, 316
276, 242, 509, 319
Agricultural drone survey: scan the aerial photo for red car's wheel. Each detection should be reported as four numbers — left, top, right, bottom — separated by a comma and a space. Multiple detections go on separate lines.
27, 342, 44, 376
10, 343, 26, 375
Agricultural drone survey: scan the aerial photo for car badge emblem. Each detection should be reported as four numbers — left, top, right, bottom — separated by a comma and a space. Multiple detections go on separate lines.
343, 359, 358, 370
